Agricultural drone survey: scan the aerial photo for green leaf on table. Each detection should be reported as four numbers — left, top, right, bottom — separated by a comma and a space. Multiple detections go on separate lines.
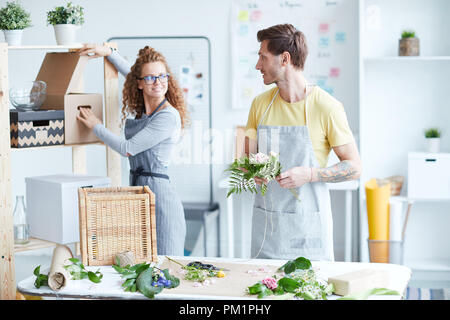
33, 265, 41, 277
33, 265, 49, 289
88, 270, 103, 283
248, 282, 273, 299
63, 259, 103, 283
279, 257, 312, 274
294, 257, 312, 270
136, 268, 164, 299
162, 268, 180, 289
278, 277, 301, 293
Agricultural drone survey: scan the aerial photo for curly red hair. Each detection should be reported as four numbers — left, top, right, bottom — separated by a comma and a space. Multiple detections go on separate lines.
121, 46, 189, 129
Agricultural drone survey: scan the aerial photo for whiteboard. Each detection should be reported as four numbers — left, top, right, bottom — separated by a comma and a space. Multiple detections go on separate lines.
107, 36, 213, 203
231, 0, 358, 111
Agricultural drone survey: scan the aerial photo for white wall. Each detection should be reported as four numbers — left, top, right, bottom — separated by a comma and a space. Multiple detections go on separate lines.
6, 0, 359, 260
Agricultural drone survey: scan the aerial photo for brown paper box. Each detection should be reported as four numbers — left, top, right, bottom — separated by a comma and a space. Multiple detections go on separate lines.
35, 52, 103, 144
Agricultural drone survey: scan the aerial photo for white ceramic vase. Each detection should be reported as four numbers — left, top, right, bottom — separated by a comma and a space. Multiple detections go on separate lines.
3, 30, 23, 46
426, 138, 441, 153
53, 24, 80, 45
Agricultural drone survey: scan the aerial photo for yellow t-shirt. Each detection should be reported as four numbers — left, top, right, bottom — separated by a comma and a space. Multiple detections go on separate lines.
245, 86, 354, 168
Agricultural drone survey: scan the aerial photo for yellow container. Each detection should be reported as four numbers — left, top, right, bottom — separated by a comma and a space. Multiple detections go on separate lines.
365, 179, 391, 262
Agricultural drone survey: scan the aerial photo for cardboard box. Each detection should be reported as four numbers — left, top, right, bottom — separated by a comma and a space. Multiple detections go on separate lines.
26, 174, 111, 244
35, 52, 103, 144
10, 109, 64, 148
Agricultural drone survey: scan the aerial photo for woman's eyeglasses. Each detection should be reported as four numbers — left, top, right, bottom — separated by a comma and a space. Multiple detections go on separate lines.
139, 74, 170, 85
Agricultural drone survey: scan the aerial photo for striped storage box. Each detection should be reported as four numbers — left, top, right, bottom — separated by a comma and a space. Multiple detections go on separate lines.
10, 109, 64, 148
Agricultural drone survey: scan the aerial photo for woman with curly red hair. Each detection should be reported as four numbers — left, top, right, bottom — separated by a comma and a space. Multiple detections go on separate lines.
77, 44, 189, 256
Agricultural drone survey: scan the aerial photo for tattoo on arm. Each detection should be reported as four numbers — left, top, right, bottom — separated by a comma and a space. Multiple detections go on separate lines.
316, 160, 359, 183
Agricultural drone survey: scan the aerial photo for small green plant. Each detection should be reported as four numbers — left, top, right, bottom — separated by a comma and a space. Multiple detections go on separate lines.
46, 2, 84, 26
401, 30, 416, 39
0, 1, 32, 30
425, 128, 441, 138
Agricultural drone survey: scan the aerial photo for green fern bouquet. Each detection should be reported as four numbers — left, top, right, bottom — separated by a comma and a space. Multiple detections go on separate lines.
226, 151, 282, 198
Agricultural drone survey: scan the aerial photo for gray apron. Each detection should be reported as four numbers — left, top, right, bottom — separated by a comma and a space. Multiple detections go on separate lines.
124, 101, 186, 256
251, 87, 334, 261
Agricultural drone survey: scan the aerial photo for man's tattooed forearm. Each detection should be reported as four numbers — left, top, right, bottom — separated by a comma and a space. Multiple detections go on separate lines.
316, 160, 359, 183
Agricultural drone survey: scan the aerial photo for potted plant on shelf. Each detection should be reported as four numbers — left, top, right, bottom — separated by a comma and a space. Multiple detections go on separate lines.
46, 2, 84, 45
0, 1, 32, 46
399, 30, 420, 56
424, 128, 441, 153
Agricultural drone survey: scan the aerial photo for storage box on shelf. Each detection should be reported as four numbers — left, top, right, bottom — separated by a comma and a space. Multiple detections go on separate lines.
26, 174, 111, 244
36, 52, 103, 145
407, 152, 450, 200
0, 42, 121, 300
10, 109, 64, 148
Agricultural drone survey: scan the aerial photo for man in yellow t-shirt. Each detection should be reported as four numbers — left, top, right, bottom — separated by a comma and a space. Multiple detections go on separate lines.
244, 24, 361, 261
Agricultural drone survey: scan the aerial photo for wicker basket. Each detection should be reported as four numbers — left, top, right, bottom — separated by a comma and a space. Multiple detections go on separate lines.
78, 186, 157, 266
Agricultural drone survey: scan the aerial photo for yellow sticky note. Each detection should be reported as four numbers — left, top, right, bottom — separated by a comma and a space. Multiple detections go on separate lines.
238, 10, 249, 22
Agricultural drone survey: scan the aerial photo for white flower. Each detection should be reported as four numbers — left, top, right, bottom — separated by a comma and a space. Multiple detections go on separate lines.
269, 151, 278, 157
249, 152, 270, 164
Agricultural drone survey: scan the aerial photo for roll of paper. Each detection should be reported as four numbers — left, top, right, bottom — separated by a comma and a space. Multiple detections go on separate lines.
365, 179, 391, 263
48, 245, 73, 291
389, 199, 403, 241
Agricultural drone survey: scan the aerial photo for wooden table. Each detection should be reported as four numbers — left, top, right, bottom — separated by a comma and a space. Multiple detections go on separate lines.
17, 256, 411, 300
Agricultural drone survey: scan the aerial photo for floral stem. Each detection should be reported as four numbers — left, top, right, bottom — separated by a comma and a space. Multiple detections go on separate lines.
165, 256, 185, 268
289, 188, 301, 202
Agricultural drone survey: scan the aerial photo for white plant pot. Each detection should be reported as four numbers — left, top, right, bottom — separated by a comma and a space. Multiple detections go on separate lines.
3, 30, 23, 46
53, 24, 80, 45
426, 138, 441, 153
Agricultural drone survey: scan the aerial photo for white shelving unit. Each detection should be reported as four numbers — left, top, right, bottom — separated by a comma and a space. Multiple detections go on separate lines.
0, 43, 121, 299
358, 0, 450, 274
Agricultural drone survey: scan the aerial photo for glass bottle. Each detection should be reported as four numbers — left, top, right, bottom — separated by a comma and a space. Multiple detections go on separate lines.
13, 195, 30, 244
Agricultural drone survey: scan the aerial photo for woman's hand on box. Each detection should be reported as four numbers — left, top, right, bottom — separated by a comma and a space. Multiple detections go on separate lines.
77, 107, 101, 129
78, 43, 112, 58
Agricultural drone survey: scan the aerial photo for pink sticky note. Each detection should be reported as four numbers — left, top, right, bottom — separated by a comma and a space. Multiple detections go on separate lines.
329, 68, 340, 78
250, 10, 262, 21
319, 23, 329, 33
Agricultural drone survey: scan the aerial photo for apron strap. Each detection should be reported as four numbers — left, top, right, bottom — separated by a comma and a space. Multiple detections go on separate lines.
258, 90, 279, 127
130, 166, 169, 186
258, 84, 313, 128
147, 98, 167, 119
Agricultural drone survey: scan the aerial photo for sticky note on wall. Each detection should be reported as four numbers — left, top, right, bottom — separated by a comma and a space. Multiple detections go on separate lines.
238, 10, 249, 22
319, 23, 330, 33
329, 68, 340, 78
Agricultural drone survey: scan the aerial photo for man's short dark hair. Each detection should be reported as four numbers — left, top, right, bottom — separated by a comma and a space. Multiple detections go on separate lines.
257, 24, 308, 70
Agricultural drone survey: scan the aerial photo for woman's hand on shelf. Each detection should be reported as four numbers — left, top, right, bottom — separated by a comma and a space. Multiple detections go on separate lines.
77, 107, 102, 129
78, 43, 112, 58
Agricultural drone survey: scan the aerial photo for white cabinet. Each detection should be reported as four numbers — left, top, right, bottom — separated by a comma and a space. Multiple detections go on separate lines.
408, 153, 450, 200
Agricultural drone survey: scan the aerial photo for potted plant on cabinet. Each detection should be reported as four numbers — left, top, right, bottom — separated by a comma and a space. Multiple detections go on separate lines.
399, 30, 420, 56
0, 1, 32, 46
46, 2, 84, 45
425, 128, 441, 153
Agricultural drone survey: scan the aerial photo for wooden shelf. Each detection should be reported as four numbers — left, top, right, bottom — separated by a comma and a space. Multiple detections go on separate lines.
14, 237, 57, 253
6, 44, 83, 51
364, 56, 450, 62
1, 41, 121, 299
11, 142, 106, 151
